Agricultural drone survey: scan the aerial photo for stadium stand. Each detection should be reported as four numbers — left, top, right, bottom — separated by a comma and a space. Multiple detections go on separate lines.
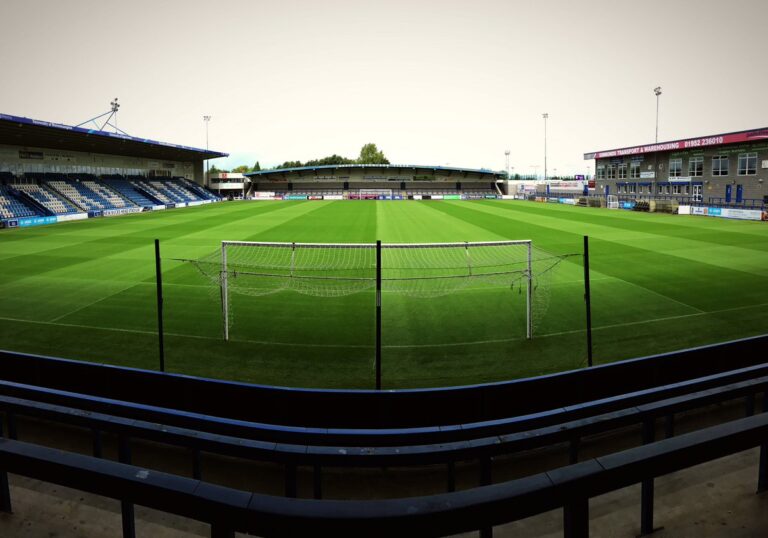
162, 178, 207, 202
0, 184, 40, 219
45, 177, 135, 211
79, 179, 134, 209
102, 175, 158, 207
13, 181, 80, 215
128, 178, 173, 204
133, 177, 214, 204
177, 176, 220, 201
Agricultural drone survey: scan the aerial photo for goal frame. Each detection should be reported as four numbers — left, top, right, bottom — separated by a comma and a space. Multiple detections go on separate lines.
219, 239, 534, 342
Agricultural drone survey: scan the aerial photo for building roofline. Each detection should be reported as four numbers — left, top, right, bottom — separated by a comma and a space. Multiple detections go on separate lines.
245, 163, 503, 177
584, 127, 768, 160
0, 113, 228, 160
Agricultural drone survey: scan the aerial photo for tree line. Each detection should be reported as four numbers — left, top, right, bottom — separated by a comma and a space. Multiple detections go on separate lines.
209, 143, 389, 175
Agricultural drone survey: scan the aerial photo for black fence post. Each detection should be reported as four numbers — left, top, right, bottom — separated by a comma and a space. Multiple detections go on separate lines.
155, 239, 165, 373
583, 236, 593, 367
376, 240, 382, 390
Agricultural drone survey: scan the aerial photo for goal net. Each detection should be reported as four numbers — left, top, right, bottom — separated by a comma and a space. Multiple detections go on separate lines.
607, 195, 619, 209
182, 240, 569, 342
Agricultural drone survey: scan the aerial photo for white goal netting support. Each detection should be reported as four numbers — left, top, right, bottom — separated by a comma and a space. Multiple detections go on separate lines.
182, 240, 570, 344
607, 195, 619, 209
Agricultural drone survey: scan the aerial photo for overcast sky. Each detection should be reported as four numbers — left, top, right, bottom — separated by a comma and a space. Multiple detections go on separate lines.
1, 0, 767, 175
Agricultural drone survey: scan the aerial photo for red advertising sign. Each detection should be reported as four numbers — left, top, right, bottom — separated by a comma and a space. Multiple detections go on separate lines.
584, 128, 768, 160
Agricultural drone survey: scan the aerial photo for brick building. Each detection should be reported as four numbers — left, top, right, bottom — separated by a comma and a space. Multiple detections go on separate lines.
585, 128, 768, 207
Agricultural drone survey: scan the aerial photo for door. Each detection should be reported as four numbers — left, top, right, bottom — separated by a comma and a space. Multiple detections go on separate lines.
692, 184, 703, 202
725, 184, 732, 203
605, 185, 610, 197
736, 184, 743, 204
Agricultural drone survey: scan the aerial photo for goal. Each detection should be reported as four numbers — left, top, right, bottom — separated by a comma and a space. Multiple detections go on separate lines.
185, 240, 564, 342
607, 195, 619, 209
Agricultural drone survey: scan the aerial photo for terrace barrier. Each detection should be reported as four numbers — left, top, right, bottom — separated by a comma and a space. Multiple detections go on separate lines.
0, 367, 764, 502
0, 334, 766, 429
0, 410, 766, 537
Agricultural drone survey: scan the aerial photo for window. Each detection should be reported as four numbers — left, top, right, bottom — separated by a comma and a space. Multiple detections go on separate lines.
629, 183, 636, 194
669, 158, 682, 178
597, 165, 606, 179
618, 164, 627, 179
606, 165, 616, 179
688, 156, 703, 177
672, 184, 682, 195
738, 152, 757, 175
630, 162, 640, 179
712, 155, 729, 176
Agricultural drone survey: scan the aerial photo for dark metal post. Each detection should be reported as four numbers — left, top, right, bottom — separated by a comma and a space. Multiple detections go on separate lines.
583, 236, 593, 367
0, 415, 10, 513
376, 240, 382, 390
118, 436, 135, 538
192, 449, 202, 480
760, 391, 768, 493
92, 429, 103, 458
758, 443, 768, 493
285, 464, 297, 498
640, 419, 656, 535
155, 239, 165, 373
564, 497, 589, 538
313, 465, 323, 499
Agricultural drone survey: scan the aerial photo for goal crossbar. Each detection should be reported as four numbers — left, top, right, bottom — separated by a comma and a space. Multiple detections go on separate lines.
221, 240, 532, 249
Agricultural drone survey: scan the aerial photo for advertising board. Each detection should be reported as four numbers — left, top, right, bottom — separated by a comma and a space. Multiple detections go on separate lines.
56, 213, 89, 222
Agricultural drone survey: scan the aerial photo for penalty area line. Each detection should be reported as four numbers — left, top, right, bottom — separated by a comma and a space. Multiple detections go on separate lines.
0, 316, 373, 349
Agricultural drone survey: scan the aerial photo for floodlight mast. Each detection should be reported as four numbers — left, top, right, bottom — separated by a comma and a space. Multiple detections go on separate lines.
75, 98, 130, 135
203, 116, 211, 186
654, 87, 662, 143
542, 113, 549, 182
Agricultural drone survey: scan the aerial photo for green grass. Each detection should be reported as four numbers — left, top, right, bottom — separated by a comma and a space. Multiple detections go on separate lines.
1, 200, 767, 389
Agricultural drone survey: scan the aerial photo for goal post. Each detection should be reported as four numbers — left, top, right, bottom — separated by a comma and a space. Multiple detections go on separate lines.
216, 239, 538, 342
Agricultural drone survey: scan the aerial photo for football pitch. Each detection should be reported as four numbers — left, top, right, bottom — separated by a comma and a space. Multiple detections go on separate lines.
1, 200, 767, 389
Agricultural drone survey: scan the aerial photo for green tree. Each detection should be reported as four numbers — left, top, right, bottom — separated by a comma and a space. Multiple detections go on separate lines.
305, 154, 355, 167
356, 143, 389, 165
231, 165, 250, 173
252, 161, 261, 172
